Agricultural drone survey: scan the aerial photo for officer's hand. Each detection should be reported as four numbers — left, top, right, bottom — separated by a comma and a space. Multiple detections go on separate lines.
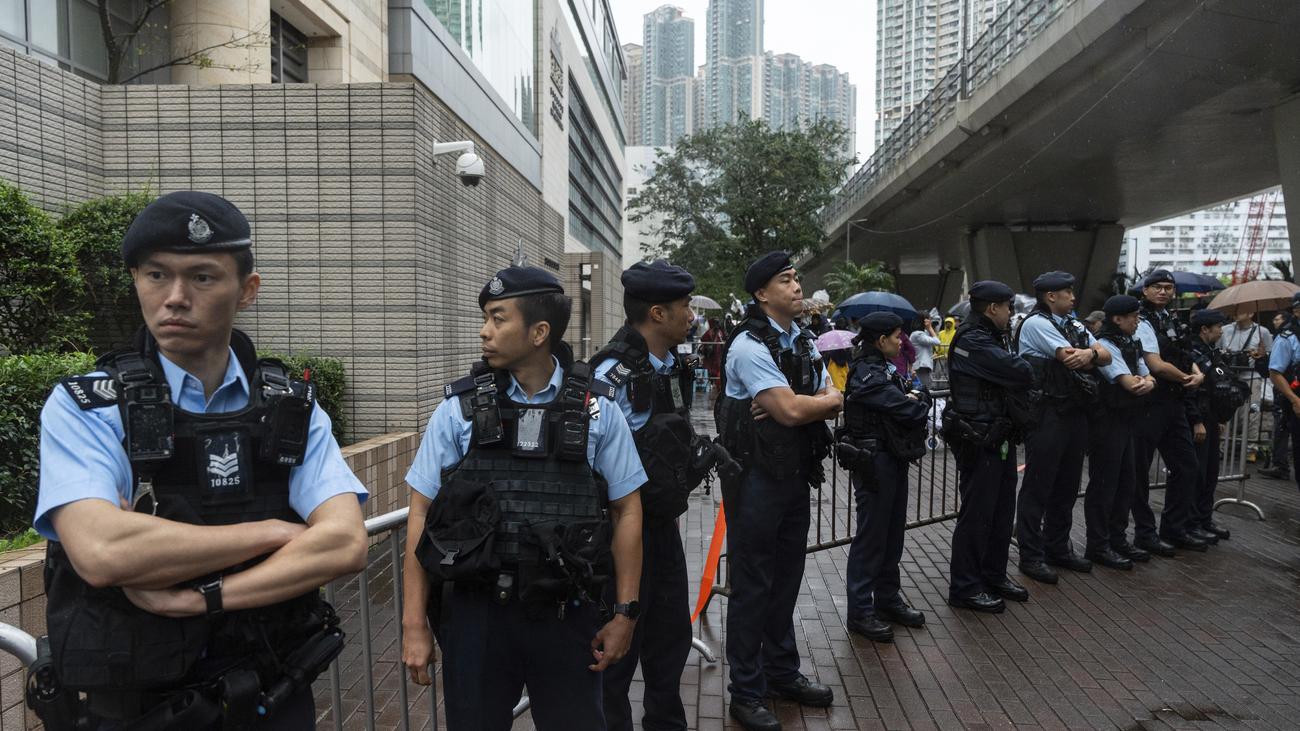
1186, 371, 1205, 388
750, 401, 770, 421
402, 623, 438, 685
123, 587, 200, 618
1193, 423, 1207, 443
589, 616, 635, 672
1061, 348, 1091, 370
1290, 398, 1300, 418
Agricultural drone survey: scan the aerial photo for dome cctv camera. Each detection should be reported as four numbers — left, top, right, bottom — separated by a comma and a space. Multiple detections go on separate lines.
455, 152, 485, 187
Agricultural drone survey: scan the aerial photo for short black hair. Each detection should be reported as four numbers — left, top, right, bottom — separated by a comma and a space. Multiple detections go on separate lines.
970, 298, 994, 316
517, 292, 572, 350
624, 295, 653, 325
232, 249, 254, 278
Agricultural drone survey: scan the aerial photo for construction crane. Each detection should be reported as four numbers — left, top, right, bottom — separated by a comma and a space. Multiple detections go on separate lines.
1231, 190, 1281, 284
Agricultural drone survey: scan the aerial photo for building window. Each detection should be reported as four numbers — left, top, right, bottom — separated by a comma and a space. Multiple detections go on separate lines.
426, 0, 536, 134
0, 0, 169, 83
270, 11, 308, 83
567, 77, 623, 257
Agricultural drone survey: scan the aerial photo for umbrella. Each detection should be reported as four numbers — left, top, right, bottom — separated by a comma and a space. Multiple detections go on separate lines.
690, 295, 722, 310
833, 291, 920, 321
948, 299, 971, 319
816, 329, 856, 353
1207, 279, 1300, 316
1129, 271, 1226, 296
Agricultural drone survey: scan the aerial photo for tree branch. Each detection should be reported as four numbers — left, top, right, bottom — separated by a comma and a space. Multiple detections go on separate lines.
119, 27, 266, 84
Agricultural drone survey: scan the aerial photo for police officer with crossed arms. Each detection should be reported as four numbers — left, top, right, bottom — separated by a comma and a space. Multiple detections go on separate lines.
30, 191, 369, 729
400, 265, 647, 730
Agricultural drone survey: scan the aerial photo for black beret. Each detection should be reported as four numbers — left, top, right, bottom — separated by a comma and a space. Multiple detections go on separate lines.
1032, 270, 1075, 292
1142, 269, 1175, 288
1102, 294, 1140, 317
622, 260, 695, 302
1190, 308, 1228, 328
858, 312, 903, 337
121, 191, 251, 266
968, 280, 1015, 302
479, 265, 565, 310
744, 251, 794, 294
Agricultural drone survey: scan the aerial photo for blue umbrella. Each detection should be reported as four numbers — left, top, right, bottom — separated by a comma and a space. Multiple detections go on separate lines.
832, 291, 921, 321
1129, 271, 1225, 296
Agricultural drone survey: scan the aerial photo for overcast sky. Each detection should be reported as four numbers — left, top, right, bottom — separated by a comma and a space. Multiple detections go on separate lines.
612, 1, 876, 165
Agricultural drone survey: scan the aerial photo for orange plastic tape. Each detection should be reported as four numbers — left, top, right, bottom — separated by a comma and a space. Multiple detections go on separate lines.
691, 502, 727, 624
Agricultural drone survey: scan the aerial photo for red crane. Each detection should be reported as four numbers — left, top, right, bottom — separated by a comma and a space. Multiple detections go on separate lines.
1231, 190, 1281, 284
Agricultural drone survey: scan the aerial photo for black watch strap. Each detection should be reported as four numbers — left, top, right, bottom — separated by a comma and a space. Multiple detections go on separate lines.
197, 577, 224, 618
613, 600, 640, 620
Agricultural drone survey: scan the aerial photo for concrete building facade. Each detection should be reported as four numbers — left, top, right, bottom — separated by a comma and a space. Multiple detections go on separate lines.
0, 0, 629, 438
640, 5, 695, 147
622, 43, 645, 144
763, 52, 856, 157
704, 0, 763, 128
1121, 190, 1291, 281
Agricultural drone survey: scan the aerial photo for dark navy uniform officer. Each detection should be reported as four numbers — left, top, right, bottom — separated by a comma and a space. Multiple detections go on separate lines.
716, 251, 842, 731
1187, 308, 1242, 543
1013, 271, 1110, 584
840, 312, 931, 643
400, 266, 647, 731
1132, 270, 1207, 555
31, 191, 369, 729
1084, 295, 1155, 570
1267, 292, 1300, 493
592, 260, 701, 731
942, 281, 1035, 613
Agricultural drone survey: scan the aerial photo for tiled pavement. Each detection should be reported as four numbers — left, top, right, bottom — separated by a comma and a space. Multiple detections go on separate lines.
315, 449, 1300, 730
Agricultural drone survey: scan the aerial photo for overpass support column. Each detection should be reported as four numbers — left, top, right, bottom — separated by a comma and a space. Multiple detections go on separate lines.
1276, 97, 1300, 268
963, 224, 1123, 310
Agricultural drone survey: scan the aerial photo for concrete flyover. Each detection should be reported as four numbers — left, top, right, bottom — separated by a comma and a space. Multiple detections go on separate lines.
804, 0, 1300, 312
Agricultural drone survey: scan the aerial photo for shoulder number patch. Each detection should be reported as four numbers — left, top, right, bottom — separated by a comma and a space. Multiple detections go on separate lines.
61, 377, 118, 410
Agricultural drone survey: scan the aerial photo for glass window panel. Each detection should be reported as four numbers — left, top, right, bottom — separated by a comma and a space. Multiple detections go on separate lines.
69, 0, 108, 79
426, 0, 535, 134
0, 0, 23, 39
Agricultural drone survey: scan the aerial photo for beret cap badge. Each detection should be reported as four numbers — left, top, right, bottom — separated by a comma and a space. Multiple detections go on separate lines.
488, 277, 505, 296
187, 213, 213, 244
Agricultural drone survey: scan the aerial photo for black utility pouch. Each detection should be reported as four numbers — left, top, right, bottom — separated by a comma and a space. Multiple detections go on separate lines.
415, 481, 502, 583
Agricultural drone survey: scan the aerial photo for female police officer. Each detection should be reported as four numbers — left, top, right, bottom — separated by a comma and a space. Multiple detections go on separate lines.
32, 191, 369, 729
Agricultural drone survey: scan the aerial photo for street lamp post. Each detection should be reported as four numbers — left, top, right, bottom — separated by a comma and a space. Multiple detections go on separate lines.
846, 218, 870, 264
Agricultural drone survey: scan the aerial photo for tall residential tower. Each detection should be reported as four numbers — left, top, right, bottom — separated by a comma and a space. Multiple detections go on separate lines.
641, 5, 695, 145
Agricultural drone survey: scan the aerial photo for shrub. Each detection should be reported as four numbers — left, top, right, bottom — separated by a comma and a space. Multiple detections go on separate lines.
0, 352, 97, 535
60, 191, 152, 352
0, 182, 87, 353
262, 352, 348, 443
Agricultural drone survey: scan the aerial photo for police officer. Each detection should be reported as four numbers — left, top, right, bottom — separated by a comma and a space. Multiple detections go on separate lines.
591, 261, 703, 731
716, 251, 841, 731
1267, 292, 1300, 493
31, 191, 369, 729
400, 265, 647, 730
943, 280, 1035, 613
840, 312, 930, 643
1013, 271, 1110, 584
1187, 308, 1239, 543
1084, 295, 1156, 569
1132, 269, 1207, 555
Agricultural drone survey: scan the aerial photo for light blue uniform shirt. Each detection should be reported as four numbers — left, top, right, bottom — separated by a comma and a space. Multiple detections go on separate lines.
406, 357, 646, 502
592, 349, 676, 432
1017, 312, 1096, 358
1135, 317, 1162, 356
34, 348, 367, 541
724, 316, 832, 399
1269, 329, 1299, 374
1096, 338, 1151, 383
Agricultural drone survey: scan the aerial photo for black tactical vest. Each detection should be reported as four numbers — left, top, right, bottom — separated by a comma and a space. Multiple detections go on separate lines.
417, 359, 617, 605
843, 352, 928, 461
1013, 309, 1100, 405
592, 325, 700, 522
1096, 324, 1145, 413
44, 328, 327, 695
948, 318, 1010, 423
1140, 302, 1191, 399
714, 308, 831, 482
1190, 338, 1249, 422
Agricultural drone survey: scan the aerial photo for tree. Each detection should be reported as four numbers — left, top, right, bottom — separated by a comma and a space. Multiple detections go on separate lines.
98, 0, 268, 85
1270, 259, 1293, 283
0, 183, 87, 353
822, 260, 895, 303
59, 191, 153, 351
629, 119, 855, 300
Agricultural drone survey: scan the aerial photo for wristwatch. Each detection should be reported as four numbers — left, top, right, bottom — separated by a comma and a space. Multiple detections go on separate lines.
196, 577, 224, 618
612, 600, 640, 620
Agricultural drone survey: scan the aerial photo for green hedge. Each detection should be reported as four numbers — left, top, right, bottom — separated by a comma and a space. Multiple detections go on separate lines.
0, 352, 97, 536
0, 350, 347, 539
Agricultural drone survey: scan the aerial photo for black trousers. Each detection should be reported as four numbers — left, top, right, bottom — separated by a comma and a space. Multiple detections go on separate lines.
1016, 406, 1088, 563
1271, 401, 1290, 468
845, 452, 908, 620
1191, 419, 1222, 529
602, 519, 691, 731
948, 440, 1018, 600
440, 587, 606, 731
1084, 410, 1137, 553
725, 468, 810, 703
1132, 397, 1198, 541
97, 688, 314, 731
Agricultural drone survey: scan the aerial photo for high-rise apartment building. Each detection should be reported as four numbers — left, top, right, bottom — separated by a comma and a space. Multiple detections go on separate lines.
704, 0, 764, 127
641, 5, 695, 146
623, 43, 645, 144
1121, 190, 1291, 281
875, 0, 1006, 148
763, 53, 856, 157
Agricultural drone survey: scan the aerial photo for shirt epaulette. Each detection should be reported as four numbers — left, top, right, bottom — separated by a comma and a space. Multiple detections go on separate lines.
59, 376, 119, 410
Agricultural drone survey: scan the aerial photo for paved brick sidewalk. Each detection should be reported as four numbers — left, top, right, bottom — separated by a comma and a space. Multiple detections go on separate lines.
316, 463, 1300, 730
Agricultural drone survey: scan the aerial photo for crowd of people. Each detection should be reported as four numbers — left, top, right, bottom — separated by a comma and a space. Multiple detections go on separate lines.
27, 190, 1295, 731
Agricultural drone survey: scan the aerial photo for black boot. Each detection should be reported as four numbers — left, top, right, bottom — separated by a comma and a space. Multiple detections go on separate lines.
729, 698, 781, 731
846, 615, 894, 642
